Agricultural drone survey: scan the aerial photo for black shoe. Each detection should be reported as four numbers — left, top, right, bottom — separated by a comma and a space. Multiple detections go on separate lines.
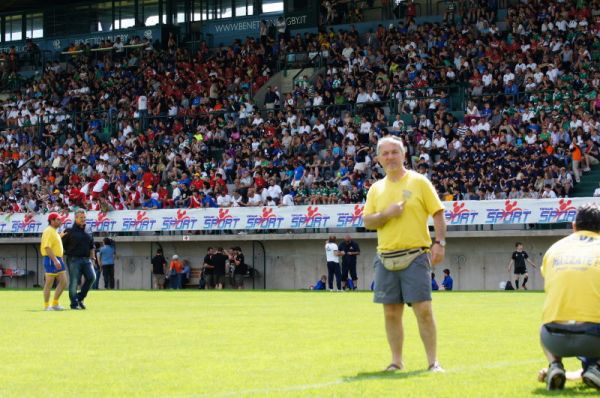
78, 301, 86, 310
546, 362, 566, 391
70, 305, 80, 310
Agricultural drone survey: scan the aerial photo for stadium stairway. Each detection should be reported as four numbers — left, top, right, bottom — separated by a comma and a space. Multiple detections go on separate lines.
573, 164, 600, 197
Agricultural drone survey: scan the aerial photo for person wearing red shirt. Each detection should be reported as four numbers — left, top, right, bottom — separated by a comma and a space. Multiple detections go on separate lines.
189, 191, 203, 208
169, 255, 184, 289
254, 173, 267, 191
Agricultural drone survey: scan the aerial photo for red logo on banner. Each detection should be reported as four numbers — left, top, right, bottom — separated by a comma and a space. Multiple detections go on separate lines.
133, 211, 149, 225
22, 214, 35, 227
261, 208, 276, 219
57, 214, 72, 224
504, 200, 522, 214
217, 209, 233, 222
557, 199, 576, 212
176, 209, 190, 222
352, 205, 364, 220
96, 212, 110, 223
448, 202, 470, 220
306, 206, 322, 220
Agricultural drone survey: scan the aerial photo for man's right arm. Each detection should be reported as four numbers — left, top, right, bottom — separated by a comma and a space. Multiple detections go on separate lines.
363, 202, 404, 230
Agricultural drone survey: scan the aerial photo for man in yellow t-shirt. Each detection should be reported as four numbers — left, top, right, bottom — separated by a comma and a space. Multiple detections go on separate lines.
539, 203, 600, 391
41, 213, 67, 311
364, 136, 447, 373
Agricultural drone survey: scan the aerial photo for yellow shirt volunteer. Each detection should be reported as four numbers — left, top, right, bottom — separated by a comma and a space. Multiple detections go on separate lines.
40, 226, 64, 257
541, 231, 600, 324
364, 170, 444, 252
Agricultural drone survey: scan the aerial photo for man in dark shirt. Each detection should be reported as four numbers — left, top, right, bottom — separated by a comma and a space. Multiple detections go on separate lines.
508, 242, 537, 290
232, 247, 248, 289
62, 209, 96, 309
338, 234, 360, 290
202, 247, 216, 289
151, 248, 167, 289
211, 247, 228, 289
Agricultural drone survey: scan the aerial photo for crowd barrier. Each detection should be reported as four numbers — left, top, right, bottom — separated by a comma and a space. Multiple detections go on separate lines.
0, 198, 596, 234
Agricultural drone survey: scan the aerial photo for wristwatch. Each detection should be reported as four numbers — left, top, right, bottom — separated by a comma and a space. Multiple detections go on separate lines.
434, 240, 446, 247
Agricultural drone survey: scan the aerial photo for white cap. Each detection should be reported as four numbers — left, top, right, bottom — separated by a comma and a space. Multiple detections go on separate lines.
172, 255, 179, 260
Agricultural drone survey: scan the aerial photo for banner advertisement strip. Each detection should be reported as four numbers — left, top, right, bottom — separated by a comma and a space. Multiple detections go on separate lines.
0, 198, 597, 234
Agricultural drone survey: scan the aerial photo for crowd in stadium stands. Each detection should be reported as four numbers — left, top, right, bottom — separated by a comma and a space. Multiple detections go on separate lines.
0, 0, 599, 215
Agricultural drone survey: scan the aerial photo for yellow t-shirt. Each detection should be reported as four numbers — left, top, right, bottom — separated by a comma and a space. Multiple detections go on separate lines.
541, 231, 600, 324
364, 170, 444, 252
40, 226, 64, 257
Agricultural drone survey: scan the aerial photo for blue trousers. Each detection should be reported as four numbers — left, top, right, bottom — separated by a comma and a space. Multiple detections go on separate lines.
67, 256, 96, 307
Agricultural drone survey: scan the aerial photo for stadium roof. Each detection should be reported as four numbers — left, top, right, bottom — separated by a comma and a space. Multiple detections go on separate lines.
0, 0, 76, 14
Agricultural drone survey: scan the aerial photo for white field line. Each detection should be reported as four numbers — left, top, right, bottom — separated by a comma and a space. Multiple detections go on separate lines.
166, 358, 542, 398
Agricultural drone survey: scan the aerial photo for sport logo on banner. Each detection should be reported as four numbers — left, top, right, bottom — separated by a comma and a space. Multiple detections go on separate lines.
58, 213, 72, 228
246, 207, 284, 229
162, 209, 198, 230
538, 199, 578, 223
445, 202, 479, 225
291, 206, 331, 228
336, 204, 364, 227
486, 200, 532, 224
12, 213, 42, 233
122, 211, 155, 231
203, 209, 241, 229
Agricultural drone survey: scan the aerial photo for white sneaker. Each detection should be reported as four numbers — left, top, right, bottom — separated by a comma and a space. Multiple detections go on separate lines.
45, 306, 54, 311
51, 305, 65, 311
428, 362, 445, 373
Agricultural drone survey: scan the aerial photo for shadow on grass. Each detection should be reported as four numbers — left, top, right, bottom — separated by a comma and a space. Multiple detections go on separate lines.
342, 369, 428, 383
530, 385, 599, 396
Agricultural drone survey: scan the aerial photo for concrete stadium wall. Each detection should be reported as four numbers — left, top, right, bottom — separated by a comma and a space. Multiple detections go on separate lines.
0, 230, 568, 291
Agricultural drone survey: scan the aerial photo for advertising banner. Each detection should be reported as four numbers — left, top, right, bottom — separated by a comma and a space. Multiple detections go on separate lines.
0, 198, 596, 235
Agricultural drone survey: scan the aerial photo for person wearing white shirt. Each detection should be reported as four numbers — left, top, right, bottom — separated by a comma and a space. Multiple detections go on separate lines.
392, 115, 405, 132
503, 70, 515, 86
342, 45, 354, 60
360, 118, 372, 134
482, 71, 493, 87
525, 131, 537, 145
313, 120, 326, 133
231, 191, 244, 207
325, 235, 342, 291
313, 94, 324, 107
246, 188, 263, 206
432, 133, 447, 150
546, 66, 559, 82
265, 179, 282, 201
476, 120, 490, 133
356, 88, 369, 104
541, 185, 557, 199
280, 189, 294, 206
366, 89, 380, 102
216, 192, 233, 207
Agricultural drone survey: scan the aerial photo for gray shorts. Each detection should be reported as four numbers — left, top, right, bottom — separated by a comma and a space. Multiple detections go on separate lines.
373, 253, 431, 305
541, 323, 600, 358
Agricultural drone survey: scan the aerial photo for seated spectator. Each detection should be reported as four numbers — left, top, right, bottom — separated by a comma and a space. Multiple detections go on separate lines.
441, 269, 453, 291
311, 275, 327, 290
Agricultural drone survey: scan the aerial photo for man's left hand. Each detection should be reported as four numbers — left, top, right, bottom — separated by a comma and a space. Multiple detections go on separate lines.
431, 244, 445, 265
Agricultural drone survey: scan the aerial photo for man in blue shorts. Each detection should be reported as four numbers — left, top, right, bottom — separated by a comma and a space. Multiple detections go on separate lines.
41, 213, 67, 311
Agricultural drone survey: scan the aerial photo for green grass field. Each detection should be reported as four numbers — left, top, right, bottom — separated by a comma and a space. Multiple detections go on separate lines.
0, 290, 595, 398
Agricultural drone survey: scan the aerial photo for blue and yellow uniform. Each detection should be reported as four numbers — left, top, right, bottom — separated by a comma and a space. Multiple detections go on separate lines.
41, 225, 65, 275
